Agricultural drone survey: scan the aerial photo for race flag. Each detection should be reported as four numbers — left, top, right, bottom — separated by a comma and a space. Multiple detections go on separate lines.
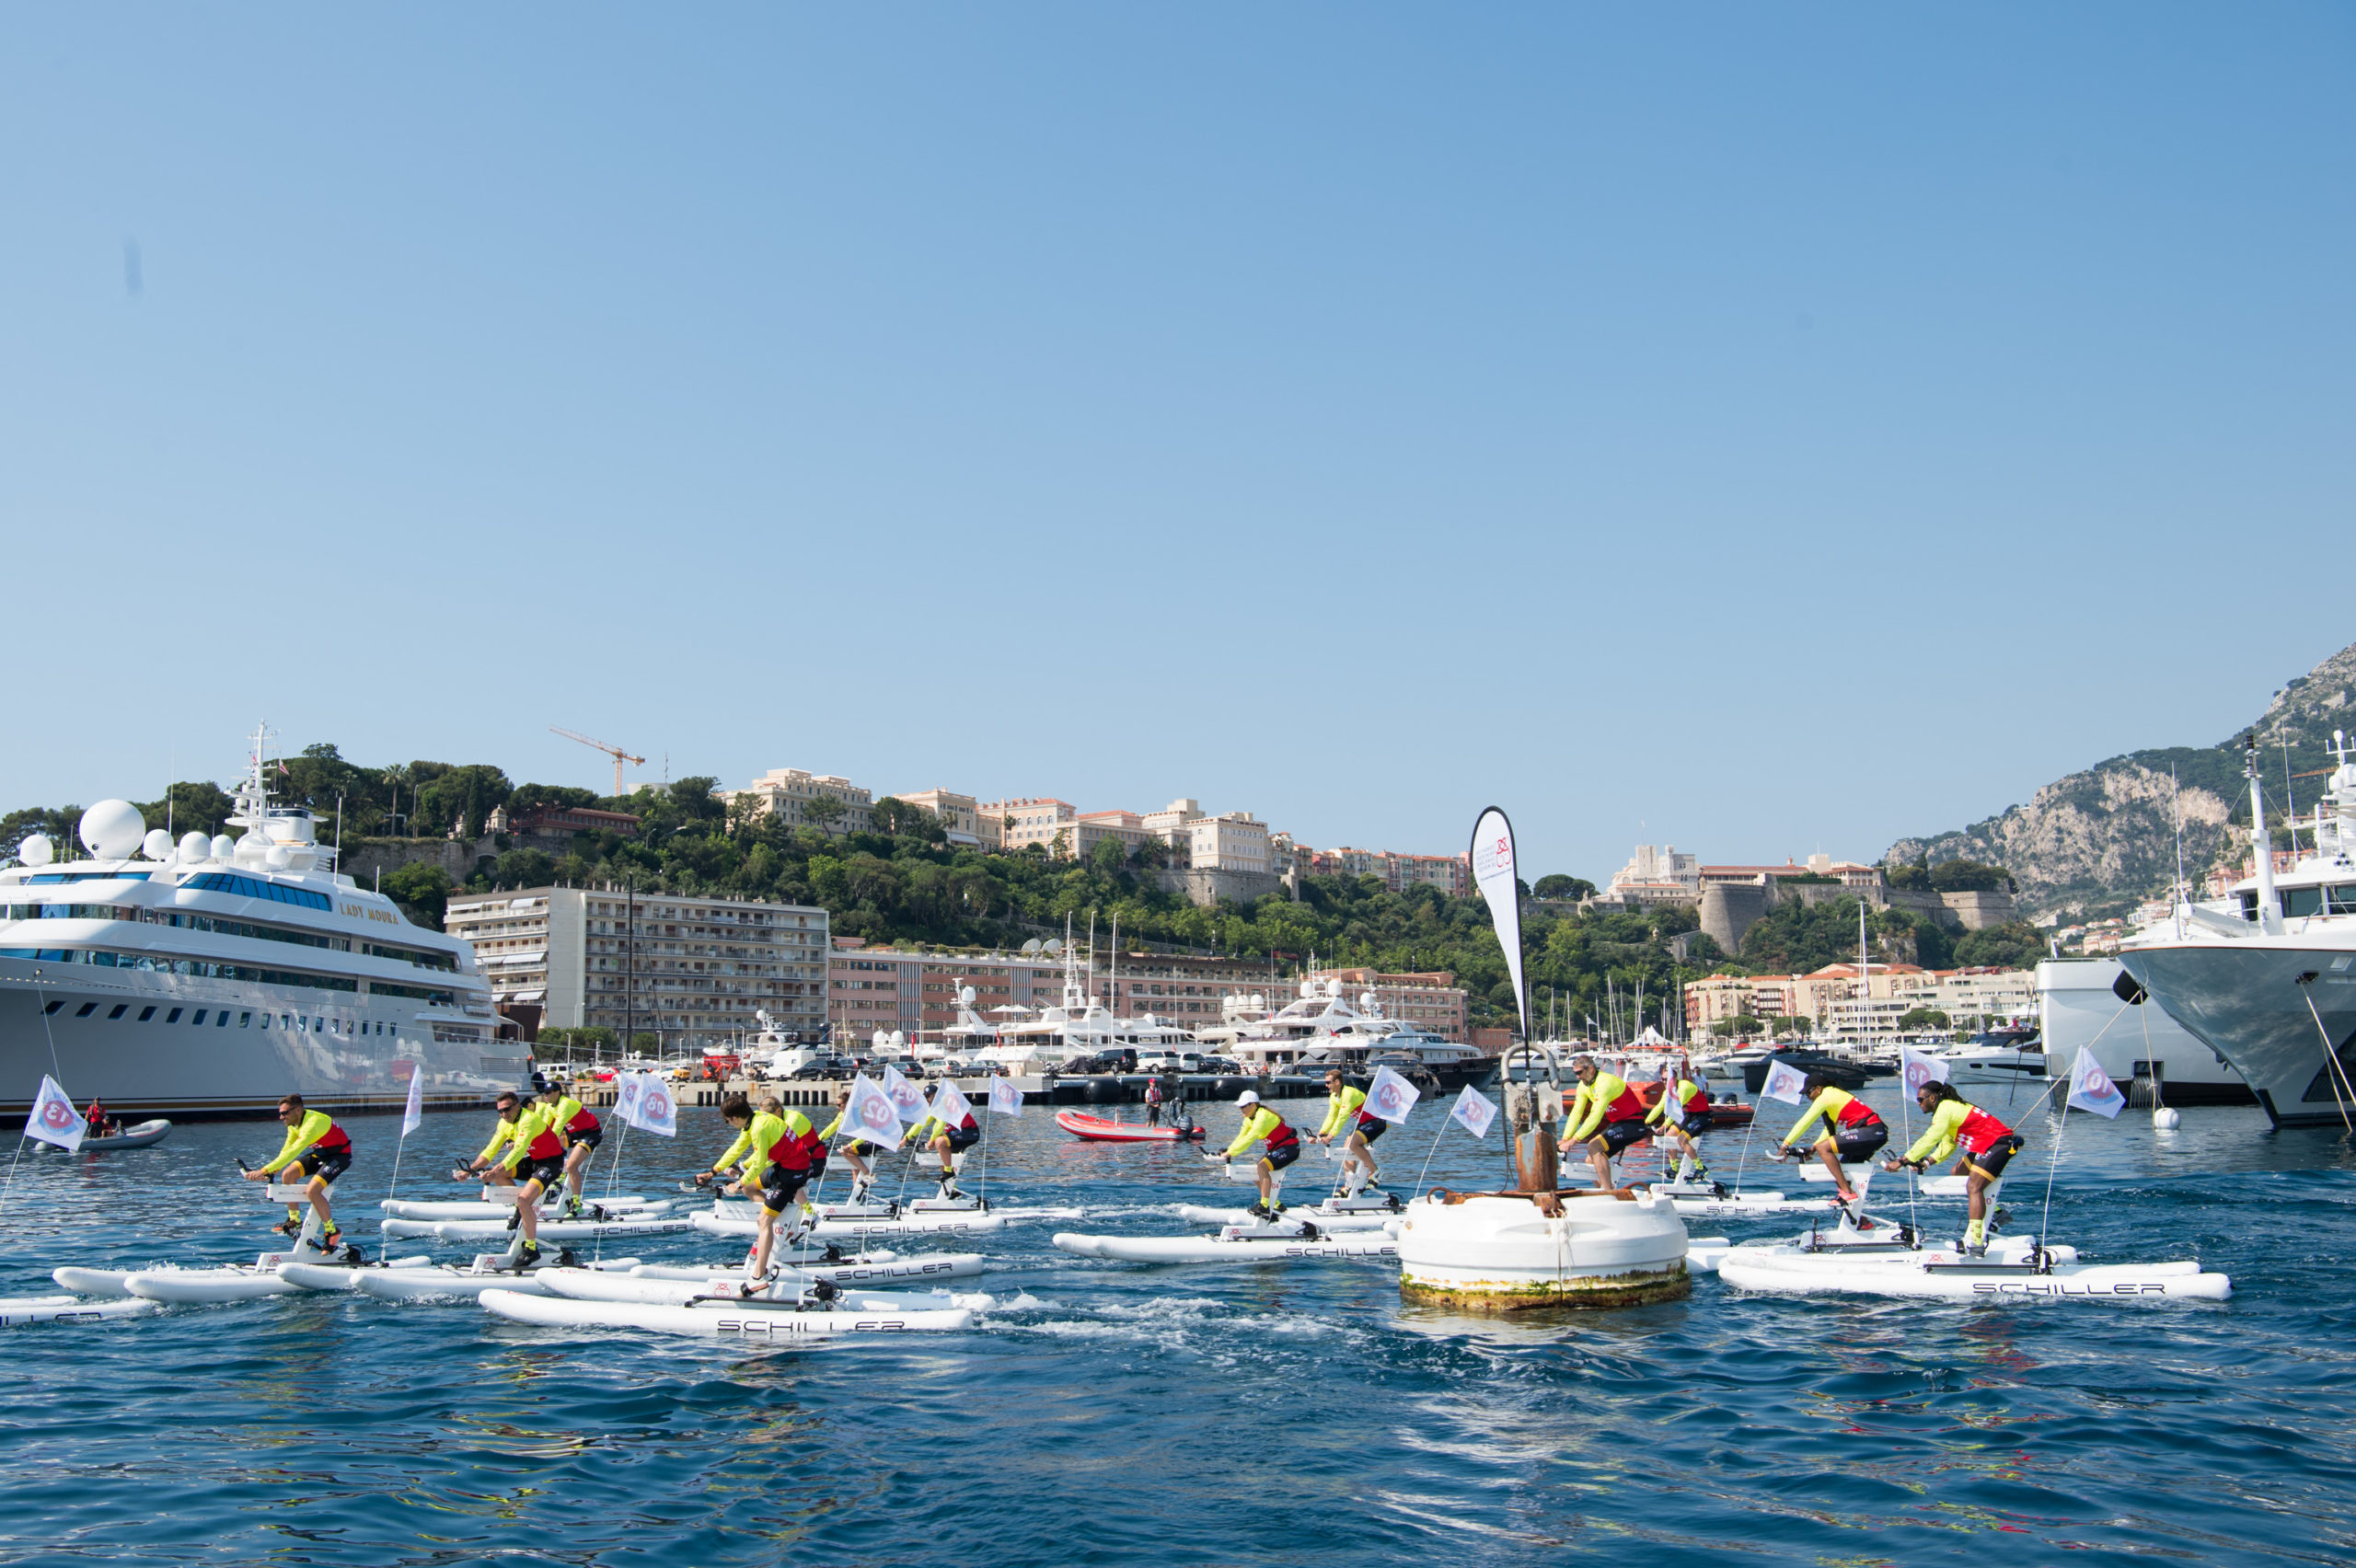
930, 1078, 973, 1130
1468, 808, 1530, 1043
635, 1075, 679, 1137
880, 1064, 930, 1122
1450, 1084, 1499, 1141
24, 1075, 84, 1152
1364, 1065, 1422, 1124
400, 1059, 424, 1136
842, 1074, 905, 1148
1899, 1046, 1950, 1096
613, 1072, 647, 1128
2067, 1049, 2128, 1119
1759, 1058, 1809, 1106
988, 1077, 1025, 1118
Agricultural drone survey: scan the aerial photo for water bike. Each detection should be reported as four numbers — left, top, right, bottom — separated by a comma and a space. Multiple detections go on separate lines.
477, 1286, 976, 1339
1, 1293, 160, 1326
1716, 1228, 2229, 1300
1052, 1220, 1399, 1264
349, 1251, 642, 1301
55, 1243, 436, 1305
381, 1213, 694, 1243
59, 1119, 172, 1152
377, 1193, 668, 1221
1055, 1110, 1204, 1143
631, 1251, 990, 1285
534, 1269, 990, 1313
692, 1200, 1026, 1239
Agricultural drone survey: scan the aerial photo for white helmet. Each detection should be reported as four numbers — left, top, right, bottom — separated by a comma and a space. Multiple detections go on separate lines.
1236, 1090, 1261, 1107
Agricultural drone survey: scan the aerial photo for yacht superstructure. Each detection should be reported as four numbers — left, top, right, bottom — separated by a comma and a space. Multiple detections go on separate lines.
1221, 979, 1494, 1088
2119, 732, 2356, 1129
1, 729, 511, 1119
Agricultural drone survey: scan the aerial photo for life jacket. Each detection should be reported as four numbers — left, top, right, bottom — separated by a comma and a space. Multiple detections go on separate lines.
1603, 1079, 1646, 1123
1261, 1113, 1299, 1152
525, 1123, 566, 1160
767, 1109, 818, 1171
566, 1106, 601, 1135
1673, 1080, 1706, 1114
1957, 1104, 2014, 1154
1834, 1092, 1882, 1129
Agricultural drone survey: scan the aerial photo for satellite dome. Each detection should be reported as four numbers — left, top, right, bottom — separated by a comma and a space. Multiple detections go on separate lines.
889, 1031, 907, 1048
264, 845, 294, 870
178, 832, 210, 861
1022, 939, 1042, 954
1299, 980, 1318, 999
959, 986, 976, 1006
78, 800, 146, 860
141, 828, 174, 861
18, 833, 53, 867
209, 835, 235, 861
872, 1031, 889, 1050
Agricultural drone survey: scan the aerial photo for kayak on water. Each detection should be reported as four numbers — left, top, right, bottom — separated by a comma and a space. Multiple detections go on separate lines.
477, 1287, 976, 1339
1055, 1110, 1206, 1143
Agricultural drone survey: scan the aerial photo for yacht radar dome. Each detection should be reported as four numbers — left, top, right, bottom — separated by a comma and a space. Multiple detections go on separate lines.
78, 801, 145, 860
872, 1031, 889, 1051
959, 986, 976, 1006
18, 834, 52, 867
889, 1031, 907, 1049
141, 828, 174, 861
208, 835, 234, 860
264, 846, 293, 870
1299, 980, 1318, 999
177, 832, 209, 861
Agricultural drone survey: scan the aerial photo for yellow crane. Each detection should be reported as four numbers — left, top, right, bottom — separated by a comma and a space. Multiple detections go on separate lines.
550, 726, 646, 798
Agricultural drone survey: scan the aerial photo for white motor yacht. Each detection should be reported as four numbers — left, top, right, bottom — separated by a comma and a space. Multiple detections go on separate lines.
2120, 731, 2356, 1129
1226, 979, 1493, 1088
2, 727, 507, 1118
2037, 957, 2250, 1106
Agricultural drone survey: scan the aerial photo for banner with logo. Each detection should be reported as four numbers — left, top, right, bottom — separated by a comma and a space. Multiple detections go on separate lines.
613, 1072, 647, 1128
881, 1064, 929, 1123
23, 1075, 83, 1152
2067, 1049, 2127, 1118
1363, 1065, 1422, 1124
400, 1060, 425, 1136
1450, 1085, 1499, 1141
1759, 1058, 1809, 1106
634, 1074, 678, 1136
1899, 1046, 1950, 1096
842, 1074, 905, 1148
930, 1078, 973, 1130
988, 1077, 1024, 1118
1469, 807, 1529, 1043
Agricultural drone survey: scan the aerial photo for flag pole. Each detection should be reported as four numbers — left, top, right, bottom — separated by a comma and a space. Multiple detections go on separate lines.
0, 1134, 27, 1224
1411, 1120, 1449, 1200
2037, 1091, 2070, 1262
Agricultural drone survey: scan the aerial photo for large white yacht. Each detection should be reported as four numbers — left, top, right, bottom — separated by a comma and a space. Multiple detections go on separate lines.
2037, 956, 2251, 1105
965, 942, 1195, 1073
1, 730, 509, 1120
2119, 732, 2356, 1129
1218, 978, 1494, 1088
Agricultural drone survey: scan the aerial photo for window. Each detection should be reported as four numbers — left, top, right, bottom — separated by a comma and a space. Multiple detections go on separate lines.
75, 1002, 96, 1017
239, 1012, 251, 1027
191, 1010, 207, 1025
166, 1008, 182, 1023
179, 871, 333, 912
107, 1004, 126, 1020
137, 1006, 155, 1021
217, 1011, 229, 1027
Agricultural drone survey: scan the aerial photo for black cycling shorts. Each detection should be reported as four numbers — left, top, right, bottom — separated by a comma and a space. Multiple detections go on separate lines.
1966, 1135, 2025, 1180
567, 1125, 603, 1151
758, 1166, 813, 1216
293, 1147, 352, 1185
1833, 1124, 1889, 1162
1674, 1111, 1714, 1138
1594, 1118, 1650, 1156
942, 1125, 981, 1153
846, 1141, 878, 1159
1264, 1141, 1301, 1171
1354, 1115, 1386, 1145
519, 1156, 568, 1191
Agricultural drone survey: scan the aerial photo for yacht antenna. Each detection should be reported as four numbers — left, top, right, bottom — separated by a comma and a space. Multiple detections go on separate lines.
2172, 764, 2189, 940
2283, 734, 2301, 856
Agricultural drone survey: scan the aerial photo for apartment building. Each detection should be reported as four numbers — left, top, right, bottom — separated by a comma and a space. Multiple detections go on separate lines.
729, 768, 876, 834
445, 886, 830, 1049
981, 798, 1075, 854
1684, 963, 2038, 1040
887, 789, 996, 849
828, 939, 1070, 1041
1186, 811, 1272, 874
1308, 845, 1472, 897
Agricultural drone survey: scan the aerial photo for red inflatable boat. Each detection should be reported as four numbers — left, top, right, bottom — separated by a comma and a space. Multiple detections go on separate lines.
1055, 1110, 1206, 1143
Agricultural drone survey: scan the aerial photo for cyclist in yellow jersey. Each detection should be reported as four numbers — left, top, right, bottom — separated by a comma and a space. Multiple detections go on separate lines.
239, 1094, 357, 1257
537, 1081, 603, 1217
817, 1086, 882, 1201
1310, 1067, 1383, 1194
1562, 1055, 1651, 1190
1223, 1090, 1302, 1219
1645, 1064, 1715, 1184
491, 1096, 571, 1268
698, 1095, 821, 1285
902, 1102, 980, 1197
1776, 1074, 1888, 1205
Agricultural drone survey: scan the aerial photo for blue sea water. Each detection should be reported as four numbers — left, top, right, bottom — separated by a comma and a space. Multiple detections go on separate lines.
4, 1082, 2355, 1567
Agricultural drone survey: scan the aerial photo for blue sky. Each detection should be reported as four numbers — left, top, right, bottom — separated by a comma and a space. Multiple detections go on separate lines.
4, 6, 2350, 882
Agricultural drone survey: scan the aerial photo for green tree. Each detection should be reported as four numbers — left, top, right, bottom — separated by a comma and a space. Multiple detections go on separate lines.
1534, 874, 1597, 901
1930, 859, 2015, 894
803, 795, 848, 834
383, 861, 454, 928
482, 847, 556, 888
1954, 921, 2046, 970
135, 781, 237, 838
1896, 1007, 1952, 1032
1090, 836, 1129, 876
418, 764, 514, 839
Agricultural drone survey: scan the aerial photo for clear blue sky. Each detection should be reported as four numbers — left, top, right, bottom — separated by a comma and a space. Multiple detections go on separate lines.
5, 6, 2350, 882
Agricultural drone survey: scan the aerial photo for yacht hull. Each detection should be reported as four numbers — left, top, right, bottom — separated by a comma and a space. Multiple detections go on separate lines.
2119, 942, 2356, 1129
0, 960, 523, 1120
2038, 958, 2252, 1106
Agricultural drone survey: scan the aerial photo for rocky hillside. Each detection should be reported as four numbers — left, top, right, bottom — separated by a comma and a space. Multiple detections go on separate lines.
1888, 640, 2356, 923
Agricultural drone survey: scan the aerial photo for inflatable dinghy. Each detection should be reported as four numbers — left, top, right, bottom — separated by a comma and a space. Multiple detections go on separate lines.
1052, 1228, 1397, 1263
66, 1119, 172, 1151
1054, 1110, 1205, 1142
478, 1287, 976, 1339
2, 1293, 161, 1326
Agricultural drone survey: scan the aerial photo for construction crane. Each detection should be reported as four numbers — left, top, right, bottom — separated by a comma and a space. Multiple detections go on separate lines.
550, 726, 647, 798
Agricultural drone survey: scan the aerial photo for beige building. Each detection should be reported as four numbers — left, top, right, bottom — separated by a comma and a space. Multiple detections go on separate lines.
1684, 963, 2038, 1041
1308, 845, 1471, 897
888, 789, 996, 849
981, 798, 1076, 854
1608, 844, 1702, 904
445, 886, 830, 1050
730, 768, 875, 835
1302, 966, 1471, 1041
1186, 811, 1271, 874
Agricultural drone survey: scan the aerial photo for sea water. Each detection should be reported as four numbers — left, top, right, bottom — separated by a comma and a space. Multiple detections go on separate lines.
3, 1081, 2353, 1565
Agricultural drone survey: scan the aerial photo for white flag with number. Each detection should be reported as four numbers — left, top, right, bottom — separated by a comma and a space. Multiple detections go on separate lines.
635, 1074, 679, 1137
881, 1064, 929, 1122
400, 1060, 424, 1136
24, 1075, 84, 1152
2067, 1048, 2127, 1119
989, 1077, 1024, 1117
613, 1072, 646, 1128
1450, 1084, 1499, 1140
1899, 1046, 1950, 1096
1759, 1058, 1809, 1106
930, 1078, 973, 1130
1363, 1065, 1421, 1124
843, 1074, 904, 1148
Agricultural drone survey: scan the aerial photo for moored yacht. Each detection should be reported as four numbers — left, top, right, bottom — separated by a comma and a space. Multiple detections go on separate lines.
1224, 979, 1494, 1088
2120, 732, 2356, 1129
1, 728, 510, 1119
2037, 956, 2250, 1106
